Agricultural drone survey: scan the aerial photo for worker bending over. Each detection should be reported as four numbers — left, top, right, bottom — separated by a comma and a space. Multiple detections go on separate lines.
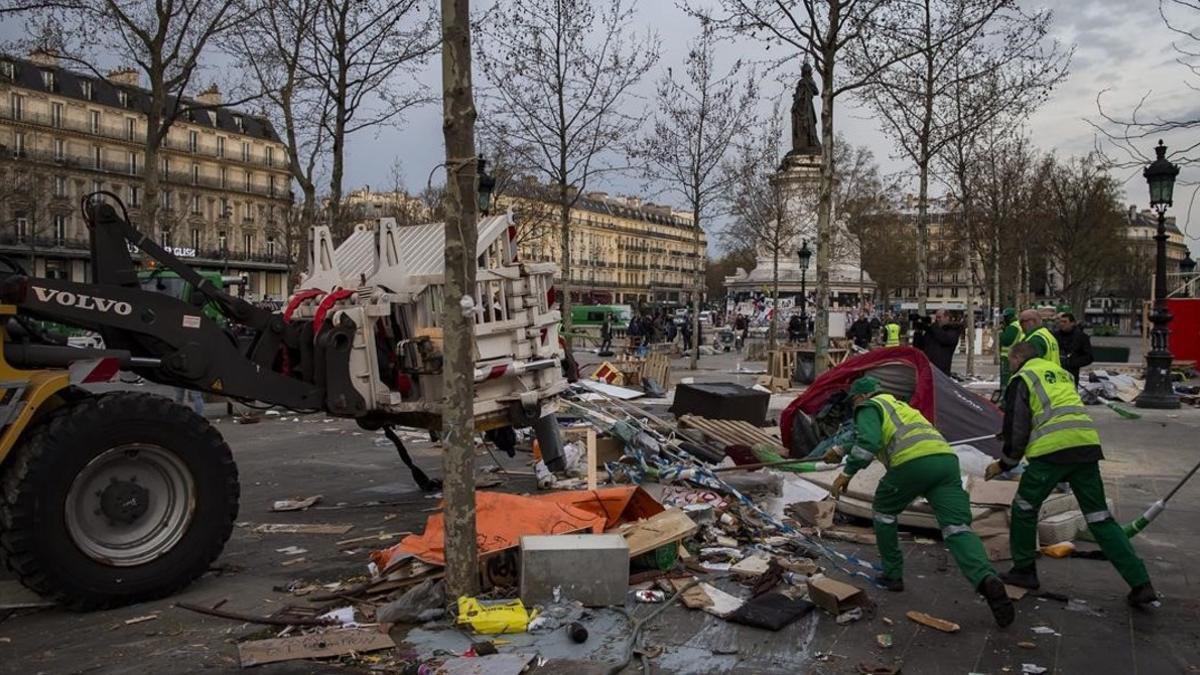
828, 376, 1015, 627
1018, 309, 1060, 366
988, 342, 1157, 607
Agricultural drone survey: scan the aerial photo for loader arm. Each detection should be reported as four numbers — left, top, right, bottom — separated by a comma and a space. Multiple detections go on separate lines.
0, 194, 365, 415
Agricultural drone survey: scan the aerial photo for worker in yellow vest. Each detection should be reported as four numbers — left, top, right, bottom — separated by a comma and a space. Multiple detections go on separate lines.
1018, 309, 1060, 367
998, 308, 1024, 391
882, 315, 901, 347
987, 342, 1156, 607
828, 376, 1015, 626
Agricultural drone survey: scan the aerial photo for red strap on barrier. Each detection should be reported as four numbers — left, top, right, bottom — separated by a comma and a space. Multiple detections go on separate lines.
283, 288, 326, 323
312, 288, 355, 341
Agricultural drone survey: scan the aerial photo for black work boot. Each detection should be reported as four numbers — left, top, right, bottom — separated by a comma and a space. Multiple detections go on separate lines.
979, 575, 1016, 627
1000, 565, 1040, 590
875, 574, 904, 592
1127, 583, 1159, 608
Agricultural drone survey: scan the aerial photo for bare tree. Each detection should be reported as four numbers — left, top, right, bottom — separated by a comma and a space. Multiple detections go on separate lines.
692, 0, 927, 373
633, 23, 756, 368
855, 0, 1069, 318
439, 0, 479, 600
24, 0, 250, 232
834, 136, 898, 304
721, 100, 793, 351
477, 0, 659, 348
301, 0, 439, 232
1033, 153, 1128, 316
226, 0, 328, 234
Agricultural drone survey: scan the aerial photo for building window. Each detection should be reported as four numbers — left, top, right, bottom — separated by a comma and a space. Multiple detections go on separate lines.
266, 236, 276, 257
51, 102, 63, 128
243, 202, 252, 222
191, 228, 200, 251
53, 214, 65, 245
41, 69, 56, 91
241, 141, 249, 162
54, 175, 66, 197
92, 179, 102, 195
15, 213, 28, 242
53, 138, 65, 161
218, 230, 227, 251
269, 175, 276, 197
233, 115, 244, 133
10, 94, 22, 121
160, 228, 170, 248
13, 132, 25, 158
266, 146, 274, 167
129, 185, 140, 207
118, 90, 128, 107
128, 152, 138, 175
243, 232, 253, 253
160, 190, 171, 210
191, 194, 201, 214
244, 171, 251, 192
125, 118, 136, 140
90, 110, 100, 133
81, 80, 92, 100
92, 145, 101, 169
216, 137, 225, 158
220, 167, 227, 188
191, 163, 199, 185
0, 61, 13, 80
219, 197, 229, 218
161, 157, 170, 176
188, 130, 198, 152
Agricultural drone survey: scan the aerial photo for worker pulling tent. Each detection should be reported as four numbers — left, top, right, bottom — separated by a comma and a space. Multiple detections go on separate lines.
780, 347, 1003, 458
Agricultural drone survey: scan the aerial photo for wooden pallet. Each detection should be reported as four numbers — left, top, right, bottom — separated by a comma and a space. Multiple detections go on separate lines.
678, 414, 787, 455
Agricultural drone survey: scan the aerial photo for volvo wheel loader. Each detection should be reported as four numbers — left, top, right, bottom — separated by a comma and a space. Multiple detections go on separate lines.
0, 192, 567, 610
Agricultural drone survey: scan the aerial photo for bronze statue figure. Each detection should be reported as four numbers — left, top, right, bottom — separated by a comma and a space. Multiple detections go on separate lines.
789, 62, 821, 157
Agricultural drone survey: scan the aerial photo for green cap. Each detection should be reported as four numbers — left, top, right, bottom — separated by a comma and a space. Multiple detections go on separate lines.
849, 376, 882, 397
1002, 307, 1016, 320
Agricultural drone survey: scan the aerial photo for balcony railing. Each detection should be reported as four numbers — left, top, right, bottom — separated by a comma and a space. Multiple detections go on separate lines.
0, 106, 282, 171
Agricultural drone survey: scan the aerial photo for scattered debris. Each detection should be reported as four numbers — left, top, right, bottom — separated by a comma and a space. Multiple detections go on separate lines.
275, 546, 307, 556
237, 628, 395, 667
1018, 641, 1037, 649
432, 653, 536, 675
857, 663, 902, 675
250, 523, 354, 535
123, 614, 159, 626
1031, 625, 1061, 636
1021, 664, 1048, 674
837, 607, 865, 625
455, 597, 531, 634
1006, 585, 1029, 600
808, 576, 869, 615
876, 633, 894, 649
271, 495, 323, 512
635, 590, 666, 603
905, 611, 960, 633
568, 621, 588, 643
727, 591, 814, 630
1065, 598, 1106, 617
175, 601, 336, 627
520, 533, 630, 606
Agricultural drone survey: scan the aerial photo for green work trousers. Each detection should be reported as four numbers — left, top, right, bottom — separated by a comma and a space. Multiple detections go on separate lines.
872, 453, 996, 588
999, 359, 1012, 393
1011, 459, 1150, 588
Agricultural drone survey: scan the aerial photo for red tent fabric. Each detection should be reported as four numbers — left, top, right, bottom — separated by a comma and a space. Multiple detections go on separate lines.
780, 346, 1004, 457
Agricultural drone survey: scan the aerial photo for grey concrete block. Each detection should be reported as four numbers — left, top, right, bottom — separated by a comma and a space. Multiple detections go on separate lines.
520, 534, 629, 607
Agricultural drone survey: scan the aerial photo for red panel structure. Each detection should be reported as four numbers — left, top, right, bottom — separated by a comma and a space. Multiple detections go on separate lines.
1168, 298, 1200, 362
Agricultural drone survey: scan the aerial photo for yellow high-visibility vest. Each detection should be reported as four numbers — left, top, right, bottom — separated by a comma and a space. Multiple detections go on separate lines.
865, 394, 953, 468
1016, 357, 1100, 457
884, 323, 901, 347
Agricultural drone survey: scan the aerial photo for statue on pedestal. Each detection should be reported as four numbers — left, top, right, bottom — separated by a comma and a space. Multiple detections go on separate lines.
788, 62, 821, 158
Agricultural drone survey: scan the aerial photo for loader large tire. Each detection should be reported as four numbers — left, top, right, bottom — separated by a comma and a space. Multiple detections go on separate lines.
0, 392, 239, 610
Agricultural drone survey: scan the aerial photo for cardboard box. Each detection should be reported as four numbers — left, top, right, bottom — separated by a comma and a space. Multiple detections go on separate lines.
806, 576, 869, 615
787, 500, 836, 528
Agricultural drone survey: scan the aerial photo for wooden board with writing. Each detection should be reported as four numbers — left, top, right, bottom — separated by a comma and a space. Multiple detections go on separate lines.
238, 628, 395, 667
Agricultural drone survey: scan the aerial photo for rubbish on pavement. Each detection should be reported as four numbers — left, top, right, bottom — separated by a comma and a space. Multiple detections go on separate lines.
856, 663, 902, 675
698, 583, 745, 618
237, 628, 395, 667
730, 554, 771, 578
635, 590, 666, 603
123, 614, 158, 625
1038, 510, 1085, 545
1005, 585, 1029, 600
376, 579, 446, 625
615, 508, 699, 557
836, 607, 865, 625
678, 414, 787, 456
175, 601, 337, 627
807, 576, 869, 615
432, 654, 536, 675
251, 523, 354, 535
876, 633, 894, 648
1065, 598, 1105, 617
727, 591, 815, 630
318, 606, 360, 627
275, 546, 307, 556
271, 495, 323, 512
1041, 541, 1076, 558
905, 610, 960, 633
455, 597, 532, 635
1018, 641, 1037, 649
577, 378, 644, 400
821, 526, 877, 545
519, 533, 629, 607
1031, 625, 1061, 636
568, 621, 589, 643
1021, 664, 1048, 674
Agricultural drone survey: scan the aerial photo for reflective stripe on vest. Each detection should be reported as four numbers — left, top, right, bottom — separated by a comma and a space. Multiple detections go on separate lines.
1023, 326, 1061, 366
999, 320, 1024, 359
868, 394, 953, 468
885, 323, 900, 347
1017, 357, 1100, 458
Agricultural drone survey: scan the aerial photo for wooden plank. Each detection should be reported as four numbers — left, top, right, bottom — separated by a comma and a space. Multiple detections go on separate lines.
615, 508, 698, 557
251, 523, 354, 535
586, 428, 598, 491
237, 628, 395, 667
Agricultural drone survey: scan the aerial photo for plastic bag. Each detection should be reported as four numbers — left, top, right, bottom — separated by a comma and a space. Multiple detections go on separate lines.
455, 596, 532, 634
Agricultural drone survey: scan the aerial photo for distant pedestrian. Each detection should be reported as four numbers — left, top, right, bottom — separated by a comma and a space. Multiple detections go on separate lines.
599, 313, 613, 354
1054, 312, 1093, 384
922, 310, 961, 375
788, 313, 804, 343
849, 314, 871, 350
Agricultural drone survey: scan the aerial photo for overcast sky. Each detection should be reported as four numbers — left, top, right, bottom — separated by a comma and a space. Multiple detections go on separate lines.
3, 0, 1198, 253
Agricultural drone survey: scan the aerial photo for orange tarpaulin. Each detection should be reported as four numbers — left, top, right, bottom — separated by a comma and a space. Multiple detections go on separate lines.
371, 486, 663, 570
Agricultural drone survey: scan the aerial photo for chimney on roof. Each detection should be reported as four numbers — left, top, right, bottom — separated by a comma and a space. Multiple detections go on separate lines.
106, 67, 139, 87
28, 48, 59, 68
1128, 204, 1138, 222
196, 84, 222, 106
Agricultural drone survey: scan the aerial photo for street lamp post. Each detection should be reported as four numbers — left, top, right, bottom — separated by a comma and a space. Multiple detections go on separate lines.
797, 240, 812, 341
1135, 140, 1181, 410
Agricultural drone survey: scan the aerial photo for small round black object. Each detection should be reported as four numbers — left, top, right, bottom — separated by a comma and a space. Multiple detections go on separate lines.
568, 622, 588, 643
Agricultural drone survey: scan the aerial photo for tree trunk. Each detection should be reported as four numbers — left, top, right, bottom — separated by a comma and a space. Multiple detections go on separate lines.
916, 158, 929, 316
965, 224, 975, 376
439, 0, 479, 600
690, 208, 702, 370
558, 183, 572, 349
814, 57, 836, 375
769, 245, 779, 354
